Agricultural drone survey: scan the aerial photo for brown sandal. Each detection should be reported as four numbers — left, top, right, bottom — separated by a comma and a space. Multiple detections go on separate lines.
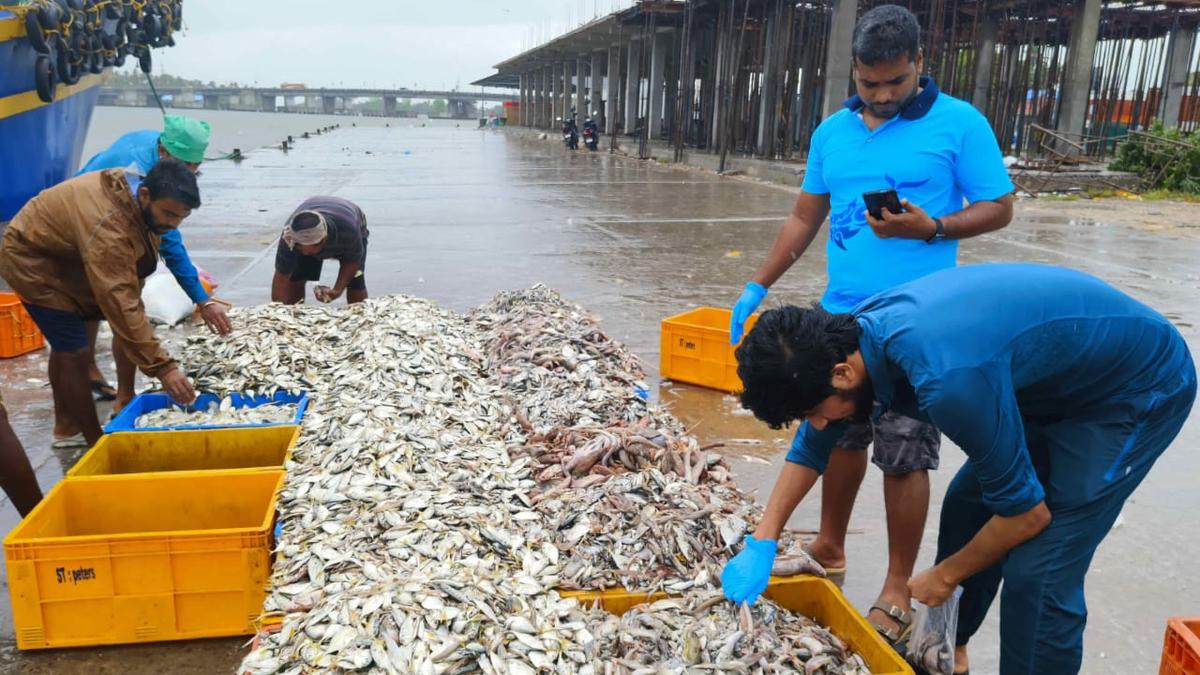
868, 603, 913, 647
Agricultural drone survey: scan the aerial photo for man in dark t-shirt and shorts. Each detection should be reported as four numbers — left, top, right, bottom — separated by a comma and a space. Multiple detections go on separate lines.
272, 196, 369, 304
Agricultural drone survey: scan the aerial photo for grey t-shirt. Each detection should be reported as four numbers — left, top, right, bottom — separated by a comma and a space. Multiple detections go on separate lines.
275, 196, 368, 272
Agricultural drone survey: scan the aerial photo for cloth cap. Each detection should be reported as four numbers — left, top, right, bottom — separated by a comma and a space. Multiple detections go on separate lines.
282, 211, 328, 250
160, 115, 210, 164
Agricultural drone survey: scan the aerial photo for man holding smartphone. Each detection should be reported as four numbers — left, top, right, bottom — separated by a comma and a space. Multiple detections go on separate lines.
725, 4, 1013, 660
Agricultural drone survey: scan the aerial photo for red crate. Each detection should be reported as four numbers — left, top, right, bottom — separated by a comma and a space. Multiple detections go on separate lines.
0, 292, 44, 358
1162, 617, 1200, 675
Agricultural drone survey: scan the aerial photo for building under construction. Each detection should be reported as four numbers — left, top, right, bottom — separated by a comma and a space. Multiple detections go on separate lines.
489, 0, 1200, 166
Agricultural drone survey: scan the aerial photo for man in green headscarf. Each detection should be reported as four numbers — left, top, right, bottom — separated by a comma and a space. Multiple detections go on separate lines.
82, 114, 211, 175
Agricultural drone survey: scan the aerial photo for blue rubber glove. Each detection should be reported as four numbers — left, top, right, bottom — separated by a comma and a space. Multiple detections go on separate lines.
720, 534, 778, 604
730, 281, 767, 345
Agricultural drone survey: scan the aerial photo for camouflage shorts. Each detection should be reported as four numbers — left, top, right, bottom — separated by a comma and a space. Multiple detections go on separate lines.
836, 410, 940, 474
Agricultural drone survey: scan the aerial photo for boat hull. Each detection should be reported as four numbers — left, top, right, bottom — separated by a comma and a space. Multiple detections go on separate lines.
0, 10, 103, 222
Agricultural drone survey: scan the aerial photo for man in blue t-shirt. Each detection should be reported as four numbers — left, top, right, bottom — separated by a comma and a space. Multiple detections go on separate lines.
722, 263, 1196, 675
726, 4, 1013, 648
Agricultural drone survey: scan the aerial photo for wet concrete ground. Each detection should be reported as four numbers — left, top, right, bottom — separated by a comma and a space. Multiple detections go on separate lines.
0, 119, 1197, 673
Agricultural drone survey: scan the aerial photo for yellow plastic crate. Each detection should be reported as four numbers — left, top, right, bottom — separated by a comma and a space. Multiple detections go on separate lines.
660, 307, 759, 392
67, 426, 300, 479
4, 471, 283, 650
565, 576, 912, 675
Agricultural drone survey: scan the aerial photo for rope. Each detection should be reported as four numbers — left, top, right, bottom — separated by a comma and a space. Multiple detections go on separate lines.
145, 70, 167, 115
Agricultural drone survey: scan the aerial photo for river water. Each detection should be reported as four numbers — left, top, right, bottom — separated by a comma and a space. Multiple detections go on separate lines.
82, 106, 457, 161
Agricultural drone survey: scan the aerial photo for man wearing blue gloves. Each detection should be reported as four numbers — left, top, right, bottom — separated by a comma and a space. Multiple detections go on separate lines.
724, 263, 1196, 675
71, 115, 229, 423
728, 4, 1012, 644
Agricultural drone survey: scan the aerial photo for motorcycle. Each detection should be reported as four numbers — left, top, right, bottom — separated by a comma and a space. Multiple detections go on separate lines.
561, 113, 579, 150
582, 115, 599, 151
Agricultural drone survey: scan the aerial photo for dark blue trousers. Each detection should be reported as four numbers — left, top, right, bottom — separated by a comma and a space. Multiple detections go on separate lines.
936, 366, 1196, 675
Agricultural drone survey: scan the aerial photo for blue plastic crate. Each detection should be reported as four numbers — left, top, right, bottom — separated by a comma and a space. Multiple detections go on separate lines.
104, 391, 309, 433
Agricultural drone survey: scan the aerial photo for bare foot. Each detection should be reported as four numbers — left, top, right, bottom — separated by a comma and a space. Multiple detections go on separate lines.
112, 397, 132, 416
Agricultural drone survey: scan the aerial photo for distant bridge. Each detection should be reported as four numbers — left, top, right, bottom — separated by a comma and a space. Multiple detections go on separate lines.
100, 86, 519, 118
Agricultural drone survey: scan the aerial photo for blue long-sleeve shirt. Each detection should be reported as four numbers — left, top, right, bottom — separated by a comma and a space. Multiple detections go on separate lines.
77, 130, 209, 303
787, 263, 1194, 516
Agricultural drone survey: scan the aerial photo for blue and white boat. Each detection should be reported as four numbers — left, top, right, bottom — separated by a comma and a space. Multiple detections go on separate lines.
0, 0, 182, 222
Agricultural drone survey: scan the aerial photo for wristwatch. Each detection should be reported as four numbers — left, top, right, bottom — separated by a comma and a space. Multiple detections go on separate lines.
926, 217, 946, 243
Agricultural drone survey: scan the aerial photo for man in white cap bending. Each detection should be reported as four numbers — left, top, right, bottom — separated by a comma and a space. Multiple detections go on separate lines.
271, 196, 369, 305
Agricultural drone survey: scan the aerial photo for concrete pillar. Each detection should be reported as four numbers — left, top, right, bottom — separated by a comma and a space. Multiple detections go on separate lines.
757, 15, 780, 155
384, 95, 397, 117
1162, 26, 1196, 128
260, 93, 275, 112
541, 66, 550, 128
665, 33, 680, 139
590, 50, 604, 120
526, 72, 534, 126
625, 40, 642, 135
1056, 0, 1103, 145
202, 93, 220, 110
972, 15, 999, 113
517, 75, 525, 125
649, 31, 669, 138
531, 71, 539, 127
535, 68, 543, 127
710, 28, 725, 150
552, 62, 563, 125
323, 96, 337, 115
561, 61, 572, 123
576, 56, 588, 118
545, 65, 554, 128
821, 0, 859, 121
521, 74, 529, 126
606, 45, 620, 134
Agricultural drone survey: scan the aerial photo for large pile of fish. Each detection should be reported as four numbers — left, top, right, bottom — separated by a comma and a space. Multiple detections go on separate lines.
135, 398, 297, 428
472, 286, 659, 431
471, 287, 762, 595
591, 593, 872, 674
167, 290, 863, 673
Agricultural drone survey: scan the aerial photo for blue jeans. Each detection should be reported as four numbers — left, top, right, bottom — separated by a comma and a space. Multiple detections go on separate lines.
937, 361, 1196, 674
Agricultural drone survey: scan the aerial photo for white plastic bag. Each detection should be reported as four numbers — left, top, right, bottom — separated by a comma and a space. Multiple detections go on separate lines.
142, 269, 194, 326
906, 587, 963, 675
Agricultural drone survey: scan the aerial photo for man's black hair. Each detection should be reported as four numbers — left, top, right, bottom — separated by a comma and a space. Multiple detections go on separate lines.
852, 4, 921, 66
735, 305, 861, 429
142, 158, 201, 210
290, 211, 322, 230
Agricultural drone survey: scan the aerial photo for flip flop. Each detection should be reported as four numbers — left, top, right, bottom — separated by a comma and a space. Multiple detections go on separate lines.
51, 433, 87, 449
91, 379, 117, 401
802, 543, 847, 575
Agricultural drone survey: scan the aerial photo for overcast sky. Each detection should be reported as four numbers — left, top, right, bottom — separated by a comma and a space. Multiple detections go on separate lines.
138, 0, 638, 90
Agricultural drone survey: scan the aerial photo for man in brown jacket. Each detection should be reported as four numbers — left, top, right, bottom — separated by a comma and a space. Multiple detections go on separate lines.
0, 159, 199, 447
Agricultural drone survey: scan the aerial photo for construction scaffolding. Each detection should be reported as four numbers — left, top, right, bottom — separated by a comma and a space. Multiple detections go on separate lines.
496, 0, 1200, 164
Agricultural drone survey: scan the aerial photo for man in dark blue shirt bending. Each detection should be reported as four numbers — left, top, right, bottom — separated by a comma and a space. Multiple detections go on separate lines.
721, 263, 1196, 675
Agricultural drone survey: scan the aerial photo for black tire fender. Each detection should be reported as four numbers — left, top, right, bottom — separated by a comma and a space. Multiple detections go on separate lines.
25, 11, 50, 53
37, 4, 62, 30
34, 54, 57, 103
55, 38, 81, 85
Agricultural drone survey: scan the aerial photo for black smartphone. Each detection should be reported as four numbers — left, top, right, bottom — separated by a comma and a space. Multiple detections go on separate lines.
862, 189, 905, 220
